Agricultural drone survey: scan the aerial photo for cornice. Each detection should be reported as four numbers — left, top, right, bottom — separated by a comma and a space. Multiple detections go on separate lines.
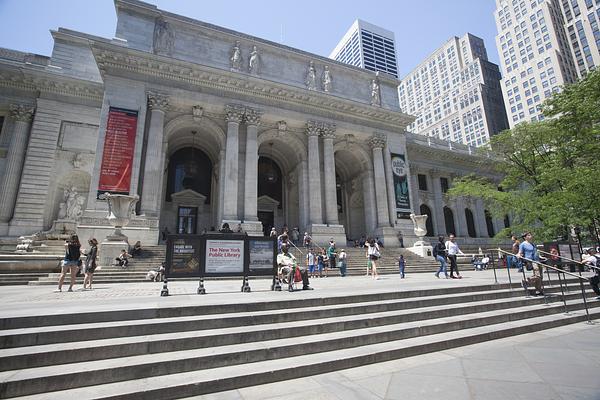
90, 42, 414, 132
0, 63, 104, 102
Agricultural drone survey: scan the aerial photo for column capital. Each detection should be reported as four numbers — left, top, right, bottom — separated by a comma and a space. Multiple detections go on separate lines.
225, 104, 245, 123
320, 122, 336, 140
9, 104, 35, 122
244, 107, 263, 126
368, 133, 386, 149
147, 92, 170, 111
306, 120, 320, 137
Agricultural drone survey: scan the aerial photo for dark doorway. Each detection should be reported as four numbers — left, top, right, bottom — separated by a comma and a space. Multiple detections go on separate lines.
258, 211, 274, 236
420, 204, 434, 237
485, 210, 495, 238
465, 208, 477, 238
177, 206, 198, 234
443, 207, 456, 236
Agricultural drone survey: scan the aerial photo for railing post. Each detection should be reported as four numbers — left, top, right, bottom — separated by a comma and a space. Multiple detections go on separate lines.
491, 252, 498, 284
556, 272, 568, 314
578, 278, 591, 324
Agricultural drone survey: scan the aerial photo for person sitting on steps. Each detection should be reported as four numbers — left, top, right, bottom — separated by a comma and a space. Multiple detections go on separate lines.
115, 249, 131, 269
276, 243, 313, 292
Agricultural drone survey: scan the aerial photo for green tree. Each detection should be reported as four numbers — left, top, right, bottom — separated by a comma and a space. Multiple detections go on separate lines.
448, 68, 600, 242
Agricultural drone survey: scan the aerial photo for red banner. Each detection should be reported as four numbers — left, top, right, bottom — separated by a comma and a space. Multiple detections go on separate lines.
98, 107, 138, 195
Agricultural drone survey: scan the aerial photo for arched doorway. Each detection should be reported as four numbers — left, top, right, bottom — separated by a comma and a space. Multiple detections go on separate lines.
443, 206, 456, 236
485, 209, 495, 238
164, 147, 213, 234
420, 204, 435, 237
257, 155, 283, 236
465, 208, 477, 238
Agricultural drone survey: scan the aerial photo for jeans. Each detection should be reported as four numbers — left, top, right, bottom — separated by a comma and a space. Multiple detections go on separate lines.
399, 263, 405, 278
436, 255, 447, 276
448, 254, 459, 276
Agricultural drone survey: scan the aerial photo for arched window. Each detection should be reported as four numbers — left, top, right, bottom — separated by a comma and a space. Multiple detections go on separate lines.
465, 208, 477, 238
166, 147, 212, 202
485, 210, 495, 237
443, 207, 456, 236
420, 204, 434, 237
258, 156, 283, 208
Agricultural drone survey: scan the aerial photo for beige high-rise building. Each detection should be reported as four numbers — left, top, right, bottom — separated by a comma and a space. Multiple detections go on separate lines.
398, 34, 508, 148
560, 0, 600, 77
494, 0, 579, 127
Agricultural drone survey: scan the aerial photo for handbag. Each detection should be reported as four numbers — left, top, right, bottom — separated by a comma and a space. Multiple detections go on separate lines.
294, 267, 302, 282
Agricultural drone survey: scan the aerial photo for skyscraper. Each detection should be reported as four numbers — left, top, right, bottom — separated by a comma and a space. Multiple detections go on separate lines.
398, 34, 509, 147
560, 0, 600, 78
494, 0, 579, 127
329, 19, 398, 78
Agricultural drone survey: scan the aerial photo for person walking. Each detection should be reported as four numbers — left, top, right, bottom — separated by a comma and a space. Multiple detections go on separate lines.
317, 250, 325, 278
366, 238, 380, 279
445, 234, 464, 279
508, 235, 521, 270
83, 238, 98, 290
583, 248, 600, 299
56, 234, 81, 292
306, 248, 316, 278
518, 232, 544, 296
327, 240, 337, 273
338, 248, 347, 277
433, 235, 448, 279
398, 254, 405, 278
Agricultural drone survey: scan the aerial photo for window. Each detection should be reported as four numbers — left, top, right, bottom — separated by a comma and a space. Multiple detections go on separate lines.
465, 209, 477, 238
418, 174, 428, 191
440, 177, 449, 193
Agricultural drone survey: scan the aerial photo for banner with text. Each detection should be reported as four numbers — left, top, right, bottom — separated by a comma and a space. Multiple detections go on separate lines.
391, 153, 411, 217
205, 239, 245, 274
97, 107, 138, 196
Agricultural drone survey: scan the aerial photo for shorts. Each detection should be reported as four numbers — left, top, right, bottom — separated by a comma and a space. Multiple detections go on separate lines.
62, 260, 79, 268
308, 264, 315, 273
317, 263, 323, 272
369, 255, 379, 261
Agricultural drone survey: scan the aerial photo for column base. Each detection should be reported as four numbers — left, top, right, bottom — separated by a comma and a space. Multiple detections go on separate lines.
307, 224, 346, 248
407, 243, 433, 257
373, 226, 400, 248
8, 219, 44, 237
241, 221, 263, 236
395, 219, 420, 248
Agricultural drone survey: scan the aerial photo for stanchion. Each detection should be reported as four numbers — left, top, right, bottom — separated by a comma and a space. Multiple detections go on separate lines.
241, 275, 251, 292
197, 277, 206, 294
556, 272, 569, 314
271, 275, 281, 291
160, 275, 169, 297
490, 253, 498, 284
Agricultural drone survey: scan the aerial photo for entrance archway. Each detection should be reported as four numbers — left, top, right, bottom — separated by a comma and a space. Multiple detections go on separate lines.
420, 204, 434, 237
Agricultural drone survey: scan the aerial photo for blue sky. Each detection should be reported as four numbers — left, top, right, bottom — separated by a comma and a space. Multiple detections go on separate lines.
0, 0, 500, 78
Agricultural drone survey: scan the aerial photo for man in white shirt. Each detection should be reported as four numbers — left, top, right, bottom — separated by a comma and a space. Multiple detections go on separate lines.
445, 234, 464, 279
277, 244, 312, 292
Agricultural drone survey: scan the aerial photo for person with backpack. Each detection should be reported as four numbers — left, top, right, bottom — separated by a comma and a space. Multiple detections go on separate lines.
583, 248, 600, 300
56, 234, 81, 292
433, 235, 448, 279
518, 232, 545, 296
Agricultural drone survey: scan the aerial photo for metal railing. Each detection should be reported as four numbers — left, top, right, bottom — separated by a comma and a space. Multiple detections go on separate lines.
490, 248, 593, 323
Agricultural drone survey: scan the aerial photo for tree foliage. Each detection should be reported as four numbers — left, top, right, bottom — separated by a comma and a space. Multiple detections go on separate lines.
448, 68, 600, 241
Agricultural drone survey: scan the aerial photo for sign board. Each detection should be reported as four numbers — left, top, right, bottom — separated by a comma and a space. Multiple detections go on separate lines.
248, 237, 277, 276
205, 238, 245, 275
97, 107, 138, 196
165, 235, 202, 278
391, 153, 411, 215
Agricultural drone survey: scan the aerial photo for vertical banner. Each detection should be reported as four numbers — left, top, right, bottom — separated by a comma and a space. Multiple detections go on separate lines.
97, 107, 138, 196
391, 153, 411, 217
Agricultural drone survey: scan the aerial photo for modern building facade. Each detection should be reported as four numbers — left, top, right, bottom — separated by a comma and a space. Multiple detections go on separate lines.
560, 0, 600, 78
329, 19, 398, 78
398, 34, 509, 148
0, 0, 506, 249
494, 0, 579, 127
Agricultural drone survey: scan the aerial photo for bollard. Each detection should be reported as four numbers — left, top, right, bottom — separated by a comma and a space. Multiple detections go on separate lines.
197, 278, 206, 295
160, 275, 169, 297
241, 276, 251, 292
272, 275, 282, 291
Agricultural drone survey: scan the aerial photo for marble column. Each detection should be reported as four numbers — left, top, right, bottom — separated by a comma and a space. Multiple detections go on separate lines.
476, 199, 489, 238
140, 92, 169, 217
216, 149, 226, 225
243, 108, 261, 222
0, 105, 34, 229
306, 121, 322, 224
430, 170, 446, 235
369, 134, 390, 228
222, 105, 245, 220
321, 123, 339, 225
298, 159, 308, 231
383, 146, 397, 226
362, 169, 377, 235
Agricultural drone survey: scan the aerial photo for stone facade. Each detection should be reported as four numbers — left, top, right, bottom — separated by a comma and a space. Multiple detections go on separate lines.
0, 0, 503, 247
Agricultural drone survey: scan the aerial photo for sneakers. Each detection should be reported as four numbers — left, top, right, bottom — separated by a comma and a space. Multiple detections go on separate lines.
67, 288, 73, 292
521, 279, 528, 290
54, 288, 62, 293
302, 286, 314, 290
435, 272, 440, 278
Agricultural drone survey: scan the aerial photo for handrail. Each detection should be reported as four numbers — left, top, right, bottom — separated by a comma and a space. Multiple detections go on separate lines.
491, 247, 592, 323
538, 249, 584, 266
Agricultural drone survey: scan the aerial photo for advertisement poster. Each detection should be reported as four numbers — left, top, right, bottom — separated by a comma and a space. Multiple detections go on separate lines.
98, 107, 138, 196
169, 237, 200, 277
248, 239, 276, 275
205, 239, 245, 274
391, 153, 411, 215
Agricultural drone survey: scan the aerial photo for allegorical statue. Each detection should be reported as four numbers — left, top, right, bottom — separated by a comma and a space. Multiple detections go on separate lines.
153, 18, 174, 56
370, 77, 381, 106
248, 45, 259, 74
321, 65, 332, 92
58, 187, 85, 220
305, 61, 317, 90
230, 40, 242, 71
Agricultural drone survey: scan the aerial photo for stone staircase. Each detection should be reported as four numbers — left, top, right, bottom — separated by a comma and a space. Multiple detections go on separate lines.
0, 279, 597, 399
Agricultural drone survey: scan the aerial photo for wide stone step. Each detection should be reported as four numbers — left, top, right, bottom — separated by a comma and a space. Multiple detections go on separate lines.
4, 307, 598, 399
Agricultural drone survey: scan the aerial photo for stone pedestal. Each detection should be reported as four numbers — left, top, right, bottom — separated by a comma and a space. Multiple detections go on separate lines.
99, 240, 130, 267
48, 219, 78, 236
241, 221, 263, 237
307, 224, 346, 249
407, 242, 433, 257
373, 226, 400, 248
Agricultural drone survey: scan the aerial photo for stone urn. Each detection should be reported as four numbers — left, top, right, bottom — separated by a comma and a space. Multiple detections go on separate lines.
410, 213, 428, 244
101, 193, 139, 240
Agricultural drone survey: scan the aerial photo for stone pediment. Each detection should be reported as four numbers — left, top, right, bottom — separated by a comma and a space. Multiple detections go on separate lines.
171, 189, 206, 206
257, 195, 279, 211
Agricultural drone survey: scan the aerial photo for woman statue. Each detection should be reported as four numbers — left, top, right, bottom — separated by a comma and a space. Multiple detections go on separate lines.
321, 65, 332, 92
248, 45, 259, 73
230, 41, 242, 71
305, 61, 317, 90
